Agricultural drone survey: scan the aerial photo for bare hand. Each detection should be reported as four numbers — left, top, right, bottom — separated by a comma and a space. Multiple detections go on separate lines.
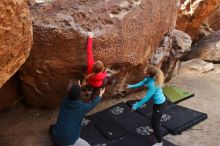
99, 87, 106, 97
88, 32, 94, 38
78, 80, 81, 87
132, 102, 139, 111
127, 85, 133, 89
67, 80, 74, 91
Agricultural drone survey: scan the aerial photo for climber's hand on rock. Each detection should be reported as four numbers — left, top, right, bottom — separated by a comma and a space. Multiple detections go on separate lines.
105, 66, 112, 72
88, 32, 94, 38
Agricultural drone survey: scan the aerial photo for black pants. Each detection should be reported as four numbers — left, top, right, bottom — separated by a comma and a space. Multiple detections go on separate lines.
151, 102, 166, 143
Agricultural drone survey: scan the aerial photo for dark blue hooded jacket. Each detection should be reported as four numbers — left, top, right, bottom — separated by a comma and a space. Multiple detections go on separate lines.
52, 96, 101, 145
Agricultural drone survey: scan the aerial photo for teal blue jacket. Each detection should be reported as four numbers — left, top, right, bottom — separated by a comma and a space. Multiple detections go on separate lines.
128, 77, 166, 110
52, 96, 101, 145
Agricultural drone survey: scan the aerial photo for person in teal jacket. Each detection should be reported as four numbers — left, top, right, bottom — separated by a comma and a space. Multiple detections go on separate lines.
127, 65, 166, 146
50, 81, 106, 146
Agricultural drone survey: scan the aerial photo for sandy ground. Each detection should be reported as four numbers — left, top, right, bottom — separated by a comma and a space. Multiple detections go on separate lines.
0, 65, 220, 146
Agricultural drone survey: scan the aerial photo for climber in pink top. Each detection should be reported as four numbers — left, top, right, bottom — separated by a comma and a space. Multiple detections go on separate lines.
82, 32, 107, 99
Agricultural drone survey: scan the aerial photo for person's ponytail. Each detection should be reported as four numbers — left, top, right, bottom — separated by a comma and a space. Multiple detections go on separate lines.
81, 73, 96, 86
85, 73, 96, 80
155, 68, 165, 88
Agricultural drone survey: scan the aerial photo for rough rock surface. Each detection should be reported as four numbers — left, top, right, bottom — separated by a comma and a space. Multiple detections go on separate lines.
199, 21, 215, 38
151, 29, 192, 82
199, 6, 220, 37
188, 30, 220, 62
206, 6, 220, 31
176, 0, 220, 40
179, 58, 214, 74
0, 75, 22, 112
20, 0, 177, 108
0, 0, 33, 88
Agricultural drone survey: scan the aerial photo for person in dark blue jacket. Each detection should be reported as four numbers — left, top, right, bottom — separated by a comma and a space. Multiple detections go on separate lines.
50, 81, 105, 146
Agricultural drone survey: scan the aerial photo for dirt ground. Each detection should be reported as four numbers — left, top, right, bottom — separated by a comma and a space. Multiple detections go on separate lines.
0, 65, 220, 146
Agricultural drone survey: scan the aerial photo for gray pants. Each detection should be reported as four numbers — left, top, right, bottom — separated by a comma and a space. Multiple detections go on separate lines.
64, 138, 91, 146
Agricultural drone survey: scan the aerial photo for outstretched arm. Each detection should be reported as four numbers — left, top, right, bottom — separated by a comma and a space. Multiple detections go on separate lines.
85, 96, 101, 111
127, 78, 149, 89
132, 88, 156, 110
87, 34, 95, 74
84, 88, 105, 112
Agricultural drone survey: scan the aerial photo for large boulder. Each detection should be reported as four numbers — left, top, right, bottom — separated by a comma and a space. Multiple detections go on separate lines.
176, 0, 220, 41
19, 0, 177, 108
151, 29, 192, 81
188, 30, 220, 62
0, 0, 32, 88
179, 58, 214, 74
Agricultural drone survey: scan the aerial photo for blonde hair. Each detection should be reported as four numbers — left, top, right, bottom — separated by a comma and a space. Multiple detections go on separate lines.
146, 65, 164, 87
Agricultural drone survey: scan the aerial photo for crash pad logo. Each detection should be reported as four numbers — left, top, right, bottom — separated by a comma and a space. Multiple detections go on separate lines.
81, 118, 90, 126
110, 106, 125, 115
136, 126, 154, 136
160, 114, 171, 122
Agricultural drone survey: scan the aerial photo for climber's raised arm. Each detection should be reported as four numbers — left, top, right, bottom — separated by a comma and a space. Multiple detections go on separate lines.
87, 32, 94, 74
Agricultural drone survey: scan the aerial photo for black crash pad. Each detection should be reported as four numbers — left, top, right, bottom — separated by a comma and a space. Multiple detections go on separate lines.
91, 102, 168, 139
126, 99, 154, 119
160, 105, 208, 135
95, 117, 128, 140
126, 99, 172, 119
80, 117, 108, 145
81, 102, 177, 146
126, 100, 208, 135
108, 135, 176, 146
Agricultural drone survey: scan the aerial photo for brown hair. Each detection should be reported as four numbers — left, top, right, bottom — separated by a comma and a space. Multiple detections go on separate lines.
82, 61, 105, 86
146, 65, 164, 87
92, 61, 105, 73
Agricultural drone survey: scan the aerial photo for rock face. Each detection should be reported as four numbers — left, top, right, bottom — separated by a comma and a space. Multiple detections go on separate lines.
0, 0, 33, 88
188, 30, 220, 62
179, 58, 214, 74
0, 75, 22, 112
206, 6, 220, 31
199, 6, 220, 37
20, 0, 177, 108
151, 29, 192, 81
176, 0, 220, 40
28, 0, 53, 6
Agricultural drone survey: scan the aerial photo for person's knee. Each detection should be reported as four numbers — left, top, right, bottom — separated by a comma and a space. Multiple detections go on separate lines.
74, 138, 90, 146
